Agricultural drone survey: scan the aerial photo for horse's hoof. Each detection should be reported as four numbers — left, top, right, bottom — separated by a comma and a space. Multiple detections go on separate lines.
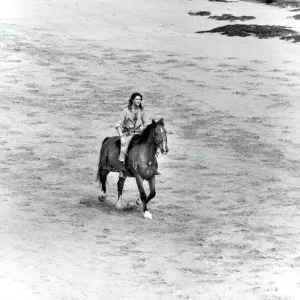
144, 211, 152, 220
98, 192, 107, 202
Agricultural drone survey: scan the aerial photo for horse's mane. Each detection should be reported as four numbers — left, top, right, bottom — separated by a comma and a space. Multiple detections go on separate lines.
133, 119, 164, 145
137, 123, 154, 144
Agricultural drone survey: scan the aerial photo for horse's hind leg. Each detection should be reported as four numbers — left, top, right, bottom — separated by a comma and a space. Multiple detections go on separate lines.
98, 169, 110, 202
116, 177, 126, 209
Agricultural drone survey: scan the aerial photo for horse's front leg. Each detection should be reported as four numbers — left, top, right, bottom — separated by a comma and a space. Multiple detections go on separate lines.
135, 174, 151, 219
146, 176, 156, 205
116, 177, 126, 209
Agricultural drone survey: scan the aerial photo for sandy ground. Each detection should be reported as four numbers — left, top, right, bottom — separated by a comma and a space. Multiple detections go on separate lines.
1, 0, 300, 299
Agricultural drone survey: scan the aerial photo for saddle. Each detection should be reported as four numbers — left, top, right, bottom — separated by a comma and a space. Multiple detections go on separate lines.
100, 134, 140, 171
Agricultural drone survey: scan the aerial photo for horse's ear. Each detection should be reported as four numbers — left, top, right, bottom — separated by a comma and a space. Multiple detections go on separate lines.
157, 118, 164, 126
152, 119, 156, 126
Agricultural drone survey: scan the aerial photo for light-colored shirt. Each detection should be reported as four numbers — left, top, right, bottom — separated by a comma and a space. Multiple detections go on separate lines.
116, 107, 147, 131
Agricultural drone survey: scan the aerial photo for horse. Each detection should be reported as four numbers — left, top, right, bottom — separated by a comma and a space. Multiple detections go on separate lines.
96, 118, 169, 219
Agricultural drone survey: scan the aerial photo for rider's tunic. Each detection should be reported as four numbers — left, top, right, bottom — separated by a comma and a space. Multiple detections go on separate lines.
116, 107, 148, 161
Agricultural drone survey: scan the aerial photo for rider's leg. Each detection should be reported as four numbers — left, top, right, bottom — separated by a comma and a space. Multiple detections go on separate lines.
118, 134, 134, 177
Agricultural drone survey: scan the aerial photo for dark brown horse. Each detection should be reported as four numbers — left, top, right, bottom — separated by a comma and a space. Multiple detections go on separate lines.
96, 118, 169, 219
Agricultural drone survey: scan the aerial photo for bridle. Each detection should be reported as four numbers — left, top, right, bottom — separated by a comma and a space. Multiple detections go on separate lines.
153, 126, 166, 147
129, 125, 168, 170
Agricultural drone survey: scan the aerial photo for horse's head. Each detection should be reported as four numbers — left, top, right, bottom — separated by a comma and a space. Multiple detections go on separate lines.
152, 118, 169, 154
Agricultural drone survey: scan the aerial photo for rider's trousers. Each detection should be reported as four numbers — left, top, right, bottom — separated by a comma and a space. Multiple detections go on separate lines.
118, 133, 134, 162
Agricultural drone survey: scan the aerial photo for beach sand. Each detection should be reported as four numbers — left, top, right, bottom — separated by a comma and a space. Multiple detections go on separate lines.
1, 0, 300, 299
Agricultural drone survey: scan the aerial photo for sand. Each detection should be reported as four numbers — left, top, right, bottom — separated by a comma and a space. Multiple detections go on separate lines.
1, 0, 300, 299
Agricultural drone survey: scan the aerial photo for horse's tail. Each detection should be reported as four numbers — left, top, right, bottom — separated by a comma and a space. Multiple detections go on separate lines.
96, 137, 110, 182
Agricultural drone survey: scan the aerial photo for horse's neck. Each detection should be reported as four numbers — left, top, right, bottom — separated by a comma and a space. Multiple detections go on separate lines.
135, 129, 157, 161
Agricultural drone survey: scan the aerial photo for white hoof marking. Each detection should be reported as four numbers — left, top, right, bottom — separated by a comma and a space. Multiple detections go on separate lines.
116, 196, 122, 209
144, 211, 152, 220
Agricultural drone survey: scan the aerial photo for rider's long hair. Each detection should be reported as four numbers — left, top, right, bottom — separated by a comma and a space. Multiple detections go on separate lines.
128, 92, 144, 111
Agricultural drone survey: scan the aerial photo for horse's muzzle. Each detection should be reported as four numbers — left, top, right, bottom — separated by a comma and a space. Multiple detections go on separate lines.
160, 142, 169, 154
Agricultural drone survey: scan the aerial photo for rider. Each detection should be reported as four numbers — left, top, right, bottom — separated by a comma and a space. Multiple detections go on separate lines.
115, 92, 161, 177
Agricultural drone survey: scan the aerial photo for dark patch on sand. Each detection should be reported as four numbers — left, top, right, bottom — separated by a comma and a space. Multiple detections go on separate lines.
197, 24, 300, 42
270, 0, 300, 8
281, 34, 300, 42
291, 14, 300, 19
188, 11, 211, 16
209, 14, 256, 22
242, 0, 300, 8
209, 0, 236, 2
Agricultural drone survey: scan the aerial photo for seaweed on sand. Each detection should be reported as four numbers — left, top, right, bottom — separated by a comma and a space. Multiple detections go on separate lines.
196, 24, 299, 42
242, 0, 300, 8
209, 14, 256, 22
280, 34, 300, 42
268, 0, 300, 8
188, 11, 211, 16
209, 0, 236, 2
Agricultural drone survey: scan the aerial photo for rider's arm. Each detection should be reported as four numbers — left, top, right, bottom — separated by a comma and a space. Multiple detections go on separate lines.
116, 109, 126, 136
140, 110, 148, 130
116, 126, 123, 137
